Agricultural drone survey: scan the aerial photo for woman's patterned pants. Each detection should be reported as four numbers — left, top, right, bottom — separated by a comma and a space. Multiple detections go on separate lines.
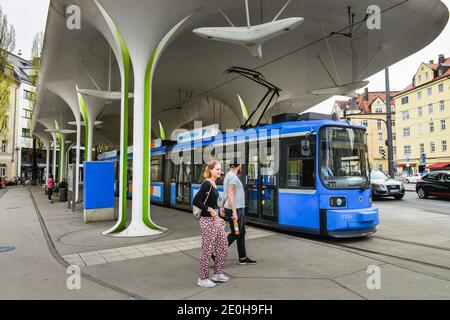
199, 217, 228, 280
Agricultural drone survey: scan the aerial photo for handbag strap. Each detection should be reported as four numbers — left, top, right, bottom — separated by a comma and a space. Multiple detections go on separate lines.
202, 180, 213, 205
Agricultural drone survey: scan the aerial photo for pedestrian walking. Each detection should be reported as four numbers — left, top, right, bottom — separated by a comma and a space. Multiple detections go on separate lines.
220, 163, 257, 265
193, 160, 229, 288
47, 174, 55, 203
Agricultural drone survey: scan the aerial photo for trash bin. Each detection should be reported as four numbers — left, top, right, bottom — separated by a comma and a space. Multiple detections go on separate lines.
59, 188, 68, 202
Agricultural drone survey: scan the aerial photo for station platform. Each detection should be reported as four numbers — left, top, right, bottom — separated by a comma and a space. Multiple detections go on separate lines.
1, 186, 449, 300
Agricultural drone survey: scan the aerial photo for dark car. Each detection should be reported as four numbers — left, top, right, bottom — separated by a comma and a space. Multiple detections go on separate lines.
370, 170, 405, 200
416, 171, 450, 199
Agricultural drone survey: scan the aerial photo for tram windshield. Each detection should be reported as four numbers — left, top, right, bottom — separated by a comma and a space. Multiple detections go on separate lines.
319, 126, 370, 189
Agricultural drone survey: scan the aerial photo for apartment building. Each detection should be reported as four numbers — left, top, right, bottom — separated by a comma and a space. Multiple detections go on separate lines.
393, 54, 450, 174
0, 52, 37, 179
333, 89, 399, 173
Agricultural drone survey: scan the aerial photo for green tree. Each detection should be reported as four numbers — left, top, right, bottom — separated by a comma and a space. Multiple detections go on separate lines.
30, 31, 43, 86
0, 5, 16, 141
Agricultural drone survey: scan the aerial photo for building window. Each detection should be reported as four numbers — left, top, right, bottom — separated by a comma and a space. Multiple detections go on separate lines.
427, 87, 432, 96
438, 83, 444, 92
439, 100, 445, 112
377, 120, 382, 130
391, 120, 395, 127
403, 127, 410, 137
425, 72, 429, 80
401, 96, 409, 105
428, 103, 433, 114
1, 140, 7, 153
417, 91, 422, 100
378, 146, 384, 156
23, 109, 32, 119
22, 128, 31, 138
378, 132, 383, 141
441, 119, 446, 131
442, 141, 448, 152
402, 111, 409, 120
418, 124, 424, 135
404, 145, 411, 155
430, 142, 436, 153
362, 120, 368, 127
393, 146, 397, 156
418, 75, 421, 83
429, 121, 435, 133
418, 106, 423, 117
392, 132, 396, 140
391, 106, 396, 113
420, 143, 425, 154
0, 166, 6, 176
23, 90, 34, 101
375, 108, 383, 113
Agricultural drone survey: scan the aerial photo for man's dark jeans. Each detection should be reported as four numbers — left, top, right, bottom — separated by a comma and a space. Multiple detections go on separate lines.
224, 208, 246, 259
48, 188, 53, 201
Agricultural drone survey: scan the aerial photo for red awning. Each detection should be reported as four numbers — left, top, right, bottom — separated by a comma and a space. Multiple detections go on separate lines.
429, 162, 450, 169
397, 163, 417, 167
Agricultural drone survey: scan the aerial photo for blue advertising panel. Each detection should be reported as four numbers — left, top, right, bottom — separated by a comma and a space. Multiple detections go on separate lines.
84, 161, 115, 210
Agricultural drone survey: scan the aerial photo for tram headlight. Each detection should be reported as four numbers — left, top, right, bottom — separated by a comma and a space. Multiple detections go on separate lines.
330, 197, 346, 207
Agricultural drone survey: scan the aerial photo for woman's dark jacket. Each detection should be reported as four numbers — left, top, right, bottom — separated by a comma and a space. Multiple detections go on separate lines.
192, 180, 219, 217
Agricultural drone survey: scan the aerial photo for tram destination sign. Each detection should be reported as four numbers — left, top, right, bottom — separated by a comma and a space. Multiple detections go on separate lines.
176, 124, 219, 144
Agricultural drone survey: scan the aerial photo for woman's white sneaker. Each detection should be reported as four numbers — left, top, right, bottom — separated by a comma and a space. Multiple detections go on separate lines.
197, 278, 216, 288
210, 273, 230, 283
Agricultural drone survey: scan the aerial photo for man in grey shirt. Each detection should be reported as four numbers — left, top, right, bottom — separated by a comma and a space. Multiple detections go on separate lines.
220, 163, 257, 265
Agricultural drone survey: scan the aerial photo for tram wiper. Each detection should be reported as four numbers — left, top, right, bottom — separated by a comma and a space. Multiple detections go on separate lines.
225, 66, 281, 128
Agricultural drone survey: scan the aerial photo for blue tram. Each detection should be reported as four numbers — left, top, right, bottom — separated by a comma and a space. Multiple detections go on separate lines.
104, 116, 379, 238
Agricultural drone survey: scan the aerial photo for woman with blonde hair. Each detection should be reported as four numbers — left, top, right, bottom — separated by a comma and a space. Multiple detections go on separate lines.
193, 160, 229, 288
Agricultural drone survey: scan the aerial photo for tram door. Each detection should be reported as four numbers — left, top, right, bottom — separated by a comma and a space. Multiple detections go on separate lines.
245, 142, 278, 222
174, 157, 192, 207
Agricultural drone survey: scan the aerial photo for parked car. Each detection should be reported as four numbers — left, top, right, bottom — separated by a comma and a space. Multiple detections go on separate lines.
370, 170, 405, 200
416, 171, 450, 199
405, 173, 422, 183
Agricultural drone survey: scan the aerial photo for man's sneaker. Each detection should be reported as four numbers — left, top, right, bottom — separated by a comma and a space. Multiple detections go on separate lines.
197, 278, 216, 288
239, 257, 257, 265
210, 273, 230, 283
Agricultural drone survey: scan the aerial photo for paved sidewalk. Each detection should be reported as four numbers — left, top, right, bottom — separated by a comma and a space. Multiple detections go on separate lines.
1, 187, 450, 299
0, 187, 133, 299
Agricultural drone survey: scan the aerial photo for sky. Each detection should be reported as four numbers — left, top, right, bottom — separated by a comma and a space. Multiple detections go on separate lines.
0, 0, 449, 114
0, 0, 49, 60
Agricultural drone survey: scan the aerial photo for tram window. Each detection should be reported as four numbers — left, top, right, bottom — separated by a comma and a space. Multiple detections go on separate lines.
192, 163, 206, 184
150, 157, 162, 182
248, 147, 259, 185
280, 137, 315, 189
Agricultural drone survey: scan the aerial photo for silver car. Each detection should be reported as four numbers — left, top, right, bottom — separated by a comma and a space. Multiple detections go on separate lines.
370, 170, 405, 200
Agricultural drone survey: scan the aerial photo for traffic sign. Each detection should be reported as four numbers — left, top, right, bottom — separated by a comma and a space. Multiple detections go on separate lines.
421, 153, 426, 165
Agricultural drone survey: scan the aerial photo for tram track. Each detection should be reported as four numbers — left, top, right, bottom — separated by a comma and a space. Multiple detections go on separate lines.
248, 223, 450, 278
322, 238, 450, 272
370, 235, 450, 252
